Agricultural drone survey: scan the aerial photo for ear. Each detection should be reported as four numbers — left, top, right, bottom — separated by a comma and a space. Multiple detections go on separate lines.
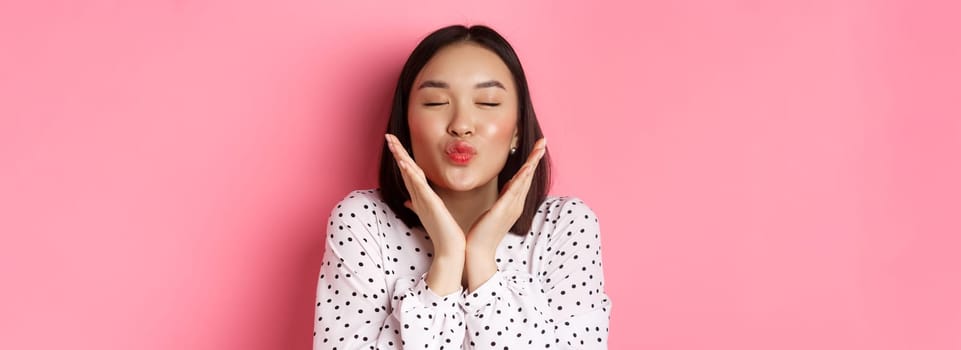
511, 128, 520, 149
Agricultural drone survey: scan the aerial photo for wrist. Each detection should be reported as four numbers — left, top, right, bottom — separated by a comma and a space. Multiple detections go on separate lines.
465, 239, 497, 259
433, 239, 466, 259
425, 254, 464, 296
463, 251, 497, 292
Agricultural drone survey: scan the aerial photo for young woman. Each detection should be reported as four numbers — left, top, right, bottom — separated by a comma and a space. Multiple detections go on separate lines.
314, 24, 611, 349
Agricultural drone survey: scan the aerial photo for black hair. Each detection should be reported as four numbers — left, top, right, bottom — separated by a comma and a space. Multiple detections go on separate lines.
378, 24, 551, 236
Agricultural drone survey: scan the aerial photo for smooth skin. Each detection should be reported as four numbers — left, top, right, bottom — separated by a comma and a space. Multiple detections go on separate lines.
383, 42, 547, 295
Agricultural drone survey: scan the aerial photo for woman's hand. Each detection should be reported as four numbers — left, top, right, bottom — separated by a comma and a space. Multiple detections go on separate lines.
385, 133, 465, 295
463, 138, 547, 291
385, 134, 466, 255
466, 137, 547, 252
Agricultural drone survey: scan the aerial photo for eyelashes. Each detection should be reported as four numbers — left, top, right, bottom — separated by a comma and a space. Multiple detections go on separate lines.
422, 102, 501, 107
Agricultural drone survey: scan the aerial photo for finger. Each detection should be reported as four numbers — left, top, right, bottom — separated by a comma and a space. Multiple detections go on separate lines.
512, 142, 546, 198
386, 135, 429, 194
520, 138, 547, 170
506, 143, 542, 187
502, 164, 536, 202
511, 140, 545, 187
385, 134, 407, 163
396, 160, 423, 208
386, 134, 417, 165
398, 158, 436, 208
507, 146, 545, 194
385, 134, 400, 158
517, 163, 538, 197
524, 140, 547, 180
517, 165, 537, 197
499, 164, 527, 195
396, 159, 415, 191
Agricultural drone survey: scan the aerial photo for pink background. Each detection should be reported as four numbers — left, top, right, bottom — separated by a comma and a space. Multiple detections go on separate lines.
2, 1, 959, 349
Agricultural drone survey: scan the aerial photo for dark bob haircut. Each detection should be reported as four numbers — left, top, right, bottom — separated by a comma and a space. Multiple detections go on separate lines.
378, 24, 551, 236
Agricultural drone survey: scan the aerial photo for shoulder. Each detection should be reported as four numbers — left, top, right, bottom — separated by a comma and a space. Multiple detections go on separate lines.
537, 195, 600, 224
325, 188, 399, 241
528, 195, 604, 254
328, 188, 392, 222
529, 194, 602, 242
332, 188, 383, 209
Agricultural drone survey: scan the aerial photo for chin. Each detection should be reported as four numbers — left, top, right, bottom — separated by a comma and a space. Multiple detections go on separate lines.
438, 179, 482, 193
427, 162, 500, 193
435, 172, 498, 193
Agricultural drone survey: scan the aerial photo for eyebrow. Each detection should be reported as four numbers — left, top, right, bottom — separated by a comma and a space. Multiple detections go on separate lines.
417, 80, 506, 90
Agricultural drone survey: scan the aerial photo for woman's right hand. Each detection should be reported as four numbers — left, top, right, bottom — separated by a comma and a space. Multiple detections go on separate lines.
384, 134, 466, 257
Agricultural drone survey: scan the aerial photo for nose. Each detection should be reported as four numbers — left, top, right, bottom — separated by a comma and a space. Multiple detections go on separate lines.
447, 104, 475, 137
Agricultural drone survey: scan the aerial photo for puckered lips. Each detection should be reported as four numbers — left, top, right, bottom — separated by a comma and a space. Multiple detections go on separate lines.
444, 140, 476, 165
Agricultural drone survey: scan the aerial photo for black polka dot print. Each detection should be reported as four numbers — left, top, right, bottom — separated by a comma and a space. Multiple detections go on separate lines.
313, 189, 612, 349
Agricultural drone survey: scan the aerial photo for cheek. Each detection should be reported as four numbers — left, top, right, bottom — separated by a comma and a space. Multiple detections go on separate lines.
478, 114, 518, 140
407, 111, 438, 139
407, 109, 447, 135
407, 112, 447, 160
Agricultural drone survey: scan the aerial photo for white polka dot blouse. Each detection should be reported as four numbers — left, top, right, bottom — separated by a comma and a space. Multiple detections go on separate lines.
314, 189, 612, 349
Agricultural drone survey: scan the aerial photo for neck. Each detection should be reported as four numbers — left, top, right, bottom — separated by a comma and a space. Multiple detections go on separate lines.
433, 179, 499, 233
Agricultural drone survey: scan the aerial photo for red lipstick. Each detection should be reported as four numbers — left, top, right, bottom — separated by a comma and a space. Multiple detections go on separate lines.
445, 140, 476, 165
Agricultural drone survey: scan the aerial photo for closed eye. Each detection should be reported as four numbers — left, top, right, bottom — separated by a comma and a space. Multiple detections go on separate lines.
423, 102, 448, 106
477, 102, 501, 107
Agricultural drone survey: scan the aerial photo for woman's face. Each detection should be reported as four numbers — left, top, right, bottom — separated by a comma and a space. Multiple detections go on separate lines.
407, 42, 519, 193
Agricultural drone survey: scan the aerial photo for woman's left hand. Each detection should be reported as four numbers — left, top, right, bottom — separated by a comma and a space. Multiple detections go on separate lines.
465, 138, 547, 257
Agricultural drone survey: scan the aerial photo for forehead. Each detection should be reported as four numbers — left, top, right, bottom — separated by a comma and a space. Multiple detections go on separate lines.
414, 42, 515, 90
